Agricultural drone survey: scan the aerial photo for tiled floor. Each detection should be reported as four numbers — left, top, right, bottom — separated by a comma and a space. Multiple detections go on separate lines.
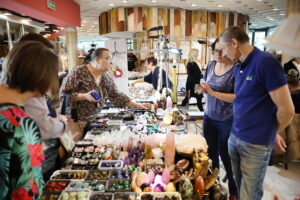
263, 162, 300, 200
219, 161, 300, 200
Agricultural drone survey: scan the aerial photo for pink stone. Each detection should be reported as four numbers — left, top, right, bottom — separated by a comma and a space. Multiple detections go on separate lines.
165, 133, 175, 166
162, 167, 170, 184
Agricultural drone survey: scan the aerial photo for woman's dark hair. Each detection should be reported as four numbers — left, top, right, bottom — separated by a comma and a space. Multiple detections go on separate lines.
146, 56, 157, 66
211, 38, 219, 51
2, 41, 59, 95
19, 33, 54, 49
286, 69, 299, 86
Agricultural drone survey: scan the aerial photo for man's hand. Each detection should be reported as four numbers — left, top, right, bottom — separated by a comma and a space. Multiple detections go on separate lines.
275, 134, 287, 153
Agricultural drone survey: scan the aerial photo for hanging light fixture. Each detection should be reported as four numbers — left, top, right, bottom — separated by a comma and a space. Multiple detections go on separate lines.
264, 13, 300, 57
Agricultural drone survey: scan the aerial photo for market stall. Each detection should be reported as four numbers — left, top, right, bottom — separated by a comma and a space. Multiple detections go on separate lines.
43, 102, 226, 200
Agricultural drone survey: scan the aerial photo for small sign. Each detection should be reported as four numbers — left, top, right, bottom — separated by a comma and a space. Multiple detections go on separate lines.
47, 0, 56, 10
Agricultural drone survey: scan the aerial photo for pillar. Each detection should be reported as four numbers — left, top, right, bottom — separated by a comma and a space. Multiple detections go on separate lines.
66, 27, 78, 71
281, 0, 300, 64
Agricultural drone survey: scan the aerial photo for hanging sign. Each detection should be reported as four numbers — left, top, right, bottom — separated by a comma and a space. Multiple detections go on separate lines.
47, 0, 56, 10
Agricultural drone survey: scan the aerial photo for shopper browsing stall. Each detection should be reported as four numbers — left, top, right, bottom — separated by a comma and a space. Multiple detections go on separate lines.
0, 41, 59, 199
131, 56, 173, 92
19, 33, 68, 182
181, 49, 204, 111
199, 38, 237, 200
219, 26, 295, 200
60, 48, 150, 121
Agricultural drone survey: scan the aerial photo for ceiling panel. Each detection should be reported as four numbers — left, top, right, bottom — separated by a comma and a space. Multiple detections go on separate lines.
74, 0, 287, 39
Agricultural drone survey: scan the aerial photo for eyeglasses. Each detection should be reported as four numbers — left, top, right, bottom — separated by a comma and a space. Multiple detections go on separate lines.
100, 56, 113, 62
213, 49, 222, 54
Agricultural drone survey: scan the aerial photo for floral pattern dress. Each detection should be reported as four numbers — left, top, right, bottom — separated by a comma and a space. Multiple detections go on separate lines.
0, 103, 44, 200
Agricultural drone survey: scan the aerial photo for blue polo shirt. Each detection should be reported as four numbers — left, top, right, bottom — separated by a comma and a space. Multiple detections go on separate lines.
233, 47, 287, 145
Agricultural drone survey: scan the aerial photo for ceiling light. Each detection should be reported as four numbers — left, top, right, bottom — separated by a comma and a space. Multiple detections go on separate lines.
21, 19, 30, 23
273, 8, 278, 11
280, 13, 285, 16
122, 0, 128, 2
109, 3, 115, 6
257, 0, 262, 1
151, 0, 157, 2
91, 25, 95, 28
191, 3, 196, 7
0, 14, 8, 19
269, 18, 274, 20
83, 21, 87, 23
217, 4, 223, 7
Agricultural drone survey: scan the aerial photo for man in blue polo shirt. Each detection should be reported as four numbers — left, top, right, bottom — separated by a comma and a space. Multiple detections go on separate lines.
219, 26, 295, 200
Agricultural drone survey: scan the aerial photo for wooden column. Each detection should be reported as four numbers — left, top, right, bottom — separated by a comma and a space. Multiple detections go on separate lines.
282, 0, 300, 64
66, 27, 78, 71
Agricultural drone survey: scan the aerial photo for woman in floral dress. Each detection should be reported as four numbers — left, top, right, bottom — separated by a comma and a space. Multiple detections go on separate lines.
0, 41, 59, 199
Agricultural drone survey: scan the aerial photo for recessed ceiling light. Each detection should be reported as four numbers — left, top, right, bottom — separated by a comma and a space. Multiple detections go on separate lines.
91, 25, 95, 28
273, 8, 278, 11
82, 21, 87, 23
257, 0, 262, 1
21, 19, 30, 23
151, 0, 157, 2
280, 13, 285, 15
269, 18, 274, 20
109, 3, 115, 6
217, 4, 223, 7
191, 3, 196, 7
122, 0, 128, 2
0, 14, 8, 19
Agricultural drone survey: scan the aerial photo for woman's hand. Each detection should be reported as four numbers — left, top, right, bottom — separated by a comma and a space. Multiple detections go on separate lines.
194, 84, 204, 94
137, 103, 152, 110
201, 82, 214, 95
85, 90, 101, 103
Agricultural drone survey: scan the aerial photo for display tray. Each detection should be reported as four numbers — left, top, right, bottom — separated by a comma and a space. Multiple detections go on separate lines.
139, 192, 182, 200
107, 179, 131, 192
86, 170, 112, 180
68, 180, 108, 192
50, 170, 88, 181
71, 164, 98, 170
110, 170, 132, 179
44, 180, 70, 192
58, 189, 91, 200
114, 192, 137, 200
98, 160, 123, 170
41, 191, 62, 200
74, 140, 94, 146
90, 192, 113, 200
